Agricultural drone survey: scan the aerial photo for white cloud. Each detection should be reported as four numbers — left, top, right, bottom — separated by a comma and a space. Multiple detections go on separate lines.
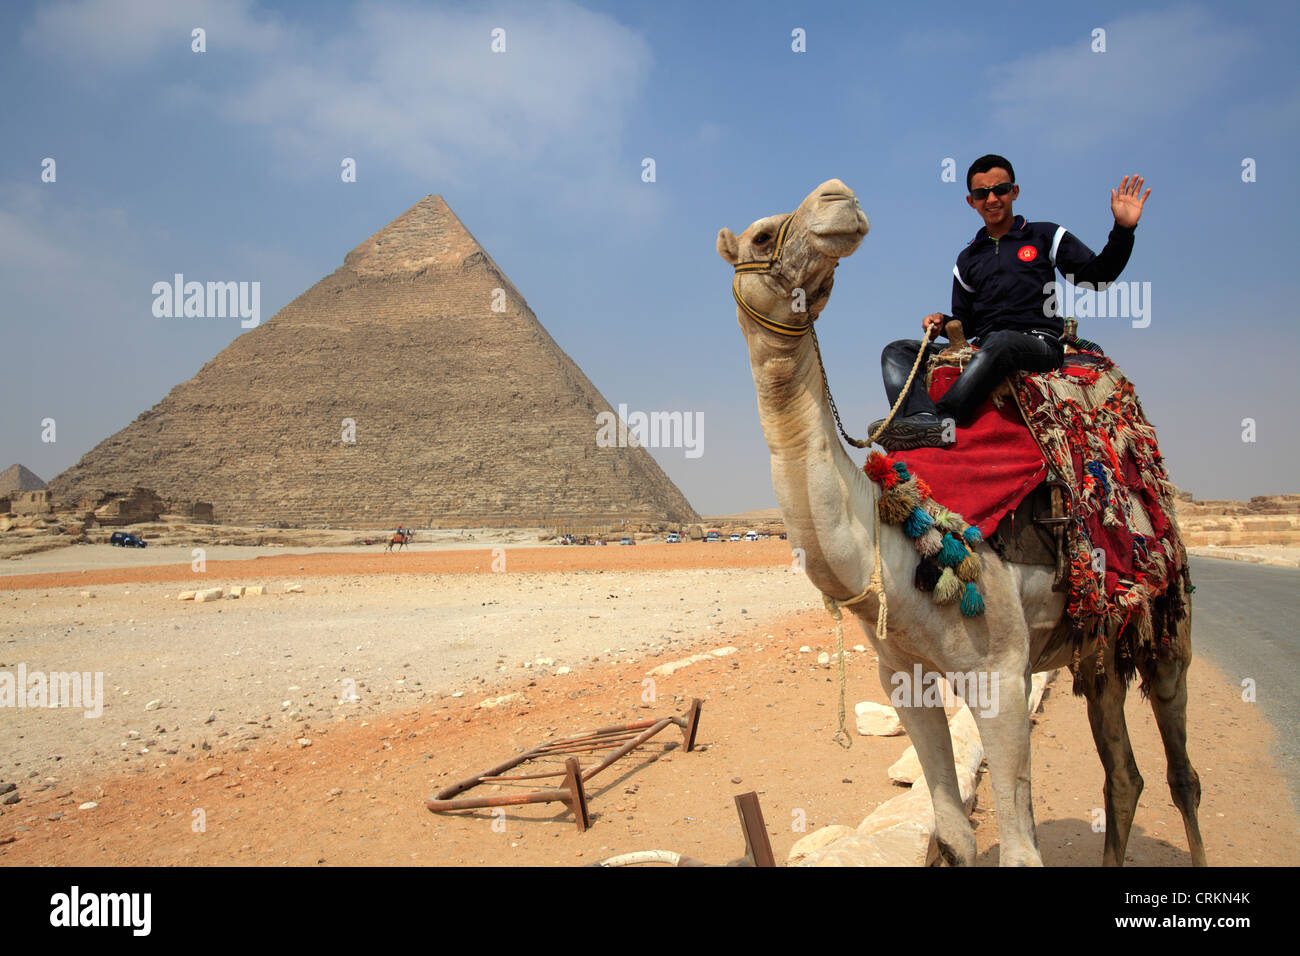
220, 1, 653, 185
23, 0, 282, 64
987, 6, 1254, 148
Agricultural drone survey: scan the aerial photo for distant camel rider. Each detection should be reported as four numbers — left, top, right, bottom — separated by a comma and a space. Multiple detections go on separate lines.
872, 154, 1150, 450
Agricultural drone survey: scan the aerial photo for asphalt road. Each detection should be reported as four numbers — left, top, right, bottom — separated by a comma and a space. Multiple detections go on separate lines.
1187, 556, 1300, 812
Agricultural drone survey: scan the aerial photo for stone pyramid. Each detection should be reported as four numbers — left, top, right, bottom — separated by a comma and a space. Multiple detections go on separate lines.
0, 464, 46, 494
48, 197, 700, 528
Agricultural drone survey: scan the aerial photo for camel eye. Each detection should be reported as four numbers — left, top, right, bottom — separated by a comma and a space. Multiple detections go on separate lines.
753, 231, 772, 245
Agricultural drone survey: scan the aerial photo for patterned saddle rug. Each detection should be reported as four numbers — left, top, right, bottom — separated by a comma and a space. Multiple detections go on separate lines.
889, 345, 1191, 695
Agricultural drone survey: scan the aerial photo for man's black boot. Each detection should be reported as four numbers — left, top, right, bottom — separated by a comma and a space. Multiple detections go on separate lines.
874, 411, 948, 451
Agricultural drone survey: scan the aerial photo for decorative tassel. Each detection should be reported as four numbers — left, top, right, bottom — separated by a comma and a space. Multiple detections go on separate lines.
902, 506, 934, 539
914, 559, 941, 592
938, 532, 967, 567
916, 527, 942, 557
931, 507, 956, 533
960, 582, 985, 617
934, 567, 962, 604
879, 488, 915, 524
956, 549, 982, 583
963, 526, 983, 546
914, 477, 932, 501
892, 461, 911, 481
864, 452, 892, 483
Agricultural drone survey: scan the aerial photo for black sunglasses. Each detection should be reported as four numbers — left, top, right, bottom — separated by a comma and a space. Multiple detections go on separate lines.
970, 182, 1015, 201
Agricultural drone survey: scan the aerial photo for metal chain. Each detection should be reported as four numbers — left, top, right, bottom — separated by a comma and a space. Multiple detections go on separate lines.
810, 325, 935, 450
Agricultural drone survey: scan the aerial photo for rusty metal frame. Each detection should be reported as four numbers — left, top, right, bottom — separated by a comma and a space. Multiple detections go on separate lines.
426, 698, 702, 831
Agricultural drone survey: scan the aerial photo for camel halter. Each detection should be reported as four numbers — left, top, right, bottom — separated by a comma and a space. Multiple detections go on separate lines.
731, 215, 814, 337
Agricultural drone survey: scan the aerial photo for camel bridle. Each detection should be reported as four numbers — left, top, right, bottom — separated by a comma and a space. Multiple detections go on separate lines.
730, 214, 819, 337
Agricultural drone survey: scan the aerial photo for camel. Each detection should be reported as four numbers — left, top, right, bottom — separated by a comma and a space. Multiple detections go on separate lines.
716, 179, 1205, 866
385, 531, 411, 553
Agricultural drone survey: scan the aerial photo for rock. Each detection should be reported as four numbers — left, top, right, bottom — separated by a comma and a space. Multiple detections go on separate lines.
200, 767, 224, 781
285, 583, 304, 593
144, 699, 162, 712
855, 701, 904, 737
787, 824, 855, 865
556, 666, 571, 675
798, 822, 935, 867
78, 802, 99, 811
245, 585, 266, 596
2, 792, 20, 806
858, 783, 935, 836
709, 647, 738, 658
798, 646, 812, 653
228, 586, 245, 598
194, 588, 223, 602
0, 783, 15, 795
478, 693, 522, 710
80, 591, 94, 598
816, 651, 831, 665
177, 591, 196, 601
297, 738, 312, 747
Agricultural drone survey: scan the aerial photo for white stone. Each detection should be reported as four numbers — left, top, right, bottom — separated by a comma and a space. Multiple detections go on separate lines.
285, 583, 304, 593
78, 802, 99, 811
854, 701, 904, 737
228, 586, 245, 598
177, 591, 196, 601
787, 825, 854, 865
556, 666, 571, 675
245, 585, 266, 596
816, 651, 831, 665
798, 646, 812, 653
144, 699, 162, 711
478, 693, 522, 710
708, 646, 738, 657
194, 588, 222, 602
799, 822, 935, 867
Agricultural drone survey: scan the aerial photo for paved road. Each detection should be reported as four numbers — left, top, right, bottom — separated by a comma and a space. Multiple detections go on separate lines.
1187, 556, 1300, 811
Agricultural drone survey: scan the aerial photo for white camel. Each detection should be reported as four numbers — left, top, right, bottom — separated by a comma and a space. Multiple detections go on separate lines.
716, 179, 1205, 866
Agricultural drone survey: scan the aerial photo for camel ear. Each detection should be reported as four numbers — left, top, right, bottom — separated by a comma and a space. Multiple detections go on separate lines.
716, 228, 739, 265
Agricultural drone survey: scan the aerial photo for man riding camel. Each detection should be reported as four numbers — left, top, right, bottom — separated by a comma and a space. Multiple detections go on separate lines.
872, 154, 1150, 450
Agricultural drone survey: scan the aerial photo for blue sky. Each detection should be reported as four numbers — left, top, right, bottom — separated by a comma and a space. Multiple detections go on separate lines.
2, 0, 1297, 514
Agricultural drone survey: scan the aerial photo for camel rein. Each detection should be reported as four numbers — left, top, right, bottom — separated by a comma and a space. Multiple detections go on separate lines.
734, 233, 938, 748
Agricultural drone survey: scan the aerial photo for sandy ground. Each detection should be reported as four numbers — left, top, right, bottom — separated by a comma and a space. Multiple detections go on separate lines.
1, 540, 1295, 866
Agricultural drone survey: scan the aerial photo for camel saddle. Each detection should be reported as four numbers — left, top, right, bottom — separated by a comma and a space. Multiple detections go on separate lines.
889, 319, 1191, 691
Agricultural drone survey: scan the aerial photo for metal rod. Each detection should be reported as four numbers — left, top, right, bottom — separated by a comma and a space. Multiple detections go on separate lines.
580, 718, 672, 782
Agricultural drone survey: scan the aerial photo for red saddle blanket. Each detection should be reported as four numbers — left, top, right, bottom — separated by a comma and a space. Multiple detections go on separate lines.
893, 351, 1190, 692
890, 367, 1046, 539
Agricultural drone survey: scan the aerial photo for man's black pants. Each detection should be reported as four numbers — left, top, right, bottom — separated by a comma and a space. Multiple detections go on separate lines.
881, 330, 1065, 426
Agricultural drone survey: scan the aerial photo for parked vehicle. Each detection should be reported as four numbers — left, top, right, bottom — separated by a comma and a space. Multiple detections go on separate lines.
666, 532, 681, 543
729, 533, 742, 542
744, 531, 759, 541
110, 532, 147, 548
704, 530, 720, 542
619, 537, 636, 545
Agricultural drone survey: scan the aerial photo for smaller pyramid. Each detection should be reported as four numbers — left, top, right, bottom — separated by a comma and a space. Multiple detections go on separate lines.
0, 464, 46, 494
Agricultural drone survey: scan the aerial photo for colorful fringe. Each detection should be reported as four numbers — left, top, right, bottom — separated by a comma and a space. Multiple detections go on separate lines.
865, 450, 985, 616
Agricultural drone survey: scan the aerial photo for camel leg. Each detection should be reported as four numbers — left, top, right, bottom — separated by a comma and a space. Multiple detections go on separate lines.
970, 665, 1042, 866
1147, 619, 1207, 866
1080, 645, 1143, 866
880, 666, 977, 866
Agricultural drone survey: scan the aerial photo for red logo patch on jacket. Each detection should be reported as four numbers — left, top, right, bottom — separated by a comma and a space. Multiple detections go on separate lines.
1017, 244, 1038, 262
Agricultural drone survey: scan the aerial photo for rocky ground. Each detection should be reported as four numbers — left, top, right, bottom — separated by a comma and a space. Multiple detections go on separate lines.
0, 540, 1295, 866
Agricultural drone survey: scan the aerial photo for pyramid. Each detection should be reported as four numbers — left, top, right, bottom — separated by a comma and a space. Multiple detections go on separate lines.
0, 464, 46, 494
48, 197, 700, 528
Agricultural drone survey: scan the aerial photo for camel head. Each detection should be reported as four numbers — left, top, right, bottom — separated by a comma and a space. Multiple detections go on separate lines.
716, 178, 869, 340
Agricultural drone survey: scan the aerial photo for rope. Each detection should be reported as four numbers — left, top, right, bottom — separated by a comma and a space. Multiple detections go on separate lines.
822, 507, 888, 749
811, 325, 935, 448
